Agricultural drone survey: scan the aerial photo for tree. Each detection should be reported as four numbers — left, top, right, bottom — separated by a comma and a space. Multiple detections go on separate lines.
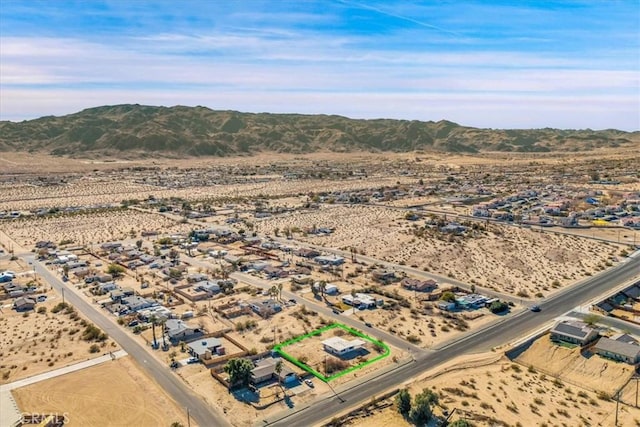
583, 313, 602, 326
269, 285, 279, 299
160, 318, 168, 349
409, 388, 438, 425
150, 314, 158, 349
489, 300, 509, 314
170, 422, 185, 427
277, 282, 283, 301
449, 420, 472, 427
440, 291, 456, 303
318, 281, 327, 300
223, 358, 254, 388
396, 388, 412, 416
351, 289, 357, 314
136, 239, 143, 249
470, 283, 476, 294
107, 263, 125, 278
168, 249, 180, 265
62, 264, 70, 278
275, 360, 283, 390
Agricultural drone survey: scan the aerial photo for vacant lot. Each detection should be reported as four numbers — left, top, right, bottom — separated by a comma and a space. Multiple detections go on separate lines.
515, 334, 635, 395
345, 353, 640, 427
0, 298, 119, 385
12, 356, 190, 427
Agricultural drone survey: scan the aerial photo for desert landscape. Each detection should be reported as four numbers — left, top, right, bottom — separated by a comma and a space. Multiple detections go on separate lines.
12, 356, 191, 427
1, 148, 639, 427
340, 350, 640, 427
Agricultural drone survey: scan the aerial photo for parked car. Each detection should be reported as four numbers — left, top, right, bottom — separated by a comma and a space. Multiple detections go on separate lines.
304, 379, 314, 388
36, 295, 47, 302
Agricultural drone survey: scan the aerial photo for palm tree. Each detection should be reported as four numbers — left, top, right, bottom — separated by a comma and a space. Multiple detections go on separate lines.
150, 314, 158, 349
319, 281, 327, 301
277, 283, 283, 301
351, 289, 357, 314
275, 360, 284, 392
160, 318, 168, 349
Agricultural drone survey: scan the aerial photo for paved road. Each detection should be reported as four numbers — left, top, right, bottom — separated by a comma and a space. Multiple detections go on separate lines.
25, 255, 231, 427
0, 350, 127, 392
266, 254, 640, 426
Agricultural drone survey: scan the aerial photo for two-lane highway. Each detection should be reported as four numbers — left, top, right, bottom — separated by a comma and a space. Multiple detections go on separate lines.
266, 254, 640, 426
25, 254, 231, 427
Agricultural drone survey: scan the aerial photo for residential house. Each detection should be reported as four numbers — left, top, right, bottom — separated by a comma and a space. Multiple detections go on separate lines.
294, 248, 321, 259
322, 336, 366, 357
401, 278, 438, 293
121, 295, 155, 312
165, 319, 201, 343
594, 335, 640, 364
250, 299, 282, 318
313, 255, 345, 266
263, 266, 288, 279
550, 320, 599, 346
13, 297, 35, 311
251, 358, 296, 385
188, 338, 224, 361
195, 280, 221, 294
371, 269, 396, 284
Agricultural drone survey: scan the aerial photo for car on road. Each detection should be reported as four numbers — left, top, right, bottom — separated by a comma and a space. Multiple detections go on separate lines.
332, 308, 342, 315
530, 305, 541, 312
364, 322, 372, 327
288, 298, 297, 304
304, 379, 314, 388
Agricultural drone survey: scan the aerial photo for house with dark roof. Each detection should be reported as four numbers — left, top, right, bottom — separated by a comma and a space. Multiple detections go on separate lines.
13, 297, 35, 311
251, 358, 296, 385
594, 336, 640, 364
550, 320, 599, 346
401, 278, 438, 293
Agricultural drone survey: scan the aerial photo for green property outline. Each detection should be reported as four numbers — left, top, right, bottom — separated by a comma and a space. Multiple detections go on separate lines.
273, 322, 390, 382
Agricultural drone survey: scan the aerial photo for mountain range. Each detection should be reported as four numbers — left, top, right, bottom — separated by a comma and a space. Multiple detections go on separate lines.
1, 104, 637, 158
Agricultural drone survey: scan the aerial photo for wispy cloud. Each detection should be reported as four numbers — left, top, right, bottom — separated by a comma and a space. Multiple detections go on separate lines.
0, 0, 638, 129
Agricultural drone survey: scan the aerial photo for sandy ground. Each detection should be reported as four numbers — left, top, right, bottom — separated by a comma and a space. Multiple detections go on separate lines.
0, 292, 119, 385
0, 209, 193, 247
12, 356, 191, 427
515, 334, 635, 395
254, 204, 626, 297
345, 353, 640, 427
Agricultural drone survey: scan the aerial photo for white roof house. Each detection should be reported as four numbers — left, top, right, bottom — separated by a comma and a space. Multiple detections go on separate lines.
322, 336, 365, 357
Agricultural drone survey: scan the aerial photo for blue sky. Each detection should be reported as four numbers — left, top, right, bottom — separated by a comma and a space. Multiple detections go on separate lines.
1, 0, 638, 130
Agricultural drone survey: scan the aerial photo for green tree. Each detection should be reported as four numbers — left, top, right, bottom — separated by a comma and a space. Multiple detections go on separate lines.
107, 263, 125, 278
489, 300, 509, 314
224, 358, 254, 388
277, 282, 283, 300
440, 291, 456, 303
583, 313, 602, 326
396, 388, 412, 416
449, 420, 472, 427
409, 388, 438, 425
136, 239, 143, 249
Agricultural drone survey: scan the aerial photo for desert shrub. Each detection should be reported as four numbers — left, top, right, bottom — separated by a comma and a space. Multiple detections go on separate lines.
89, 344, 100, 353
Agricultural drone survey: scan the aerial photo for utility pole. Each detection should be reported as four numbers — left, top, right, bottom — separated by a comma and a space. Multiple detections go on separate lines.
186, 407, 191, 427
62, 288, 65, 305
615, 389, 620, 426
